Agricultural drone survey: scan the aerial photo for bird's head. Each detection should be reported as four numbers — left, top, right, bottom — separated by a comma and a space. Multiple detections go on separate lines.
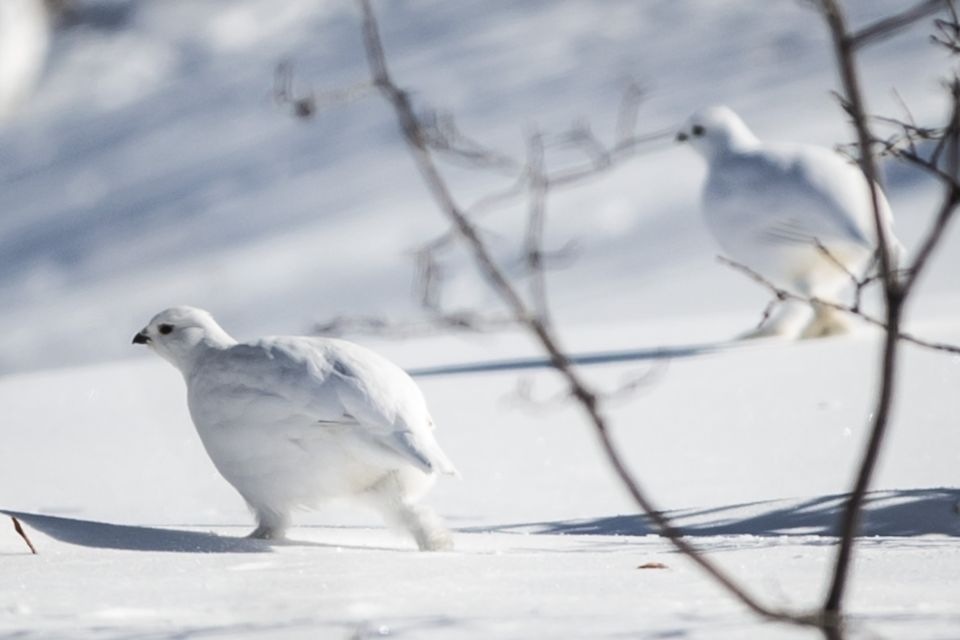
676, 105, 759, 160
132, 306, 236, 370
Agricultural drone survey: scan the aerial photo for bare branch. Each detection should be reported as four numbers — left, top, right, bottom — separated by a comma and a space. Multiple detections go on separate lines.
415, 118, 673, 262
523, 129, 551, 324
11, 517, 37, 555
274, 60, 373, 119
816, 0, 960, 619
615, 82, 646, 145
354, 0, 817, 628
931, 1, 960, 51
419, 110, 522, 174
719, 256, 960, 354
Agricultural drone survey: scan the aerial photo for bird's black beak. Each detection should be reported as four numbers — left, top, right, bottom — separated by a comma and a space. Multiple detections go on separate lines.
675, 131, 688, 143
132, 331, 150, 345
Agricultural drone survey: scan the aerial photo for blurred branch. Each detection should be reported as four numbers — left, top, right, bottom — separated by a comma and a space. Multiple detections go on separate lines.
274, 60, 373, 119
523, 129, 551, 325
850, 0, 948, 48
417, 100, 674, 258
931, 1, 960, 51
419, 110, 522, 173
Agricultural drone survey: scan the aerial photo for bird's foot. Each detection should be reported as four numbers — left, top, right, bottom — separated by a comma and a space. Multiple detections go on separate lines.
800, 306, 853, 339
247, 524, 287, 540
415, 526, 454, 552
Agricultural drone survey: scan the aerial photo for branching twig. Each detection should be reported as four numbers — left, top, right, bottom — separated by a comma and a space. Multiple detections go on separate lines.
274, 60, 373, 119
355, 0, 817, 629
417, 113, 674, 259
419, 110, 522, 174
719, 256, 960, 354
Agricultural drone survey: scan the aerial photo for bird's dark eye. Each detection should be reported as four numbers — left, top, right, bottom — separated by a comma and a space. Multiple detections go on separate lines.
692, 125, 705, 137
158, 324, 174, 335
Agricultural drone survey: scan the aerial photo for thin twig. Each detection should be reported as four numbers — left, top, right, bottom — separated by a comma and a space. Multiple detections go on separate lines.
11, 517, 37, 555
718, 257, 960, 354
524, 129, 551, 325
418, 123, 674, 259
273, 60, 373, 119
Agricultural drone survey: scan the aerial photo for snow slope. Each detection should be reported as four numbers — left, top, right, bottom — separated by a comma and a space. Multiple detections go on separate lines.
2, 1, 960, 638
0, 0, 956, 373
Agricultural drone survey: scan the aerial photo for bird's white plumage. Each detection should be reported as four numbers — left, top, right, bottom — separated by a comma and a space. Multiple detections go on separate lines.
134, 306, 456, 550
678, 105, 904, 338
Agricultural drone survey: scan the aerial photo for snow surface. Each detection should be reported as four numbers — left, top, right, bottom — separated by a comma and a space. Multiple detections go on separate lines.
3, 323, 960, 639
2, 0, 960, 638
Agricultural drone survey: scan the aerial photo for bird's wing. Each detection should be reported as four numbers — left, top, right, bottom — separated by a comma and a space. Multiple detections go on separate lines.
708, 144, 883, 250
249, 337, 455, 476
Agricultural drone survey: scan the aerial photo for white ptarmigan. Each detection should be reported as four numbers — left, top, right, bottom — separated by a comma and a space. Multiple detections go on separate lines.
677, 105, 904, 339
133, 306, 458, 550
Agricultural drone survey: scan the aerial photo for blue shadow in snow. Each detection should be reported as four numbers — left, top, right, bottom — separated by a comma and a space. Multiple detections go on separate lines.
1, 510, 267, 553
407, 341, 735, 377
479, 488, 960, 538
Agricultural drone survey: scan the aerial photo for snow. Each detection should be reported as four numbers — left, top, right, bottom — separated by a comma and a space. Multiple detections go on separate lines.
1, 0, 959, 638
3, 323, 960, 638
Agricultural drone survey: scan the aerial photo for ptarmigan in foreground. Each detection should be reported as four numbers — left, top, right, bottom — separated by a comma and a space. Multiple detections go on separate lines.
677, 105, 904, 339
133, 306, 458, 550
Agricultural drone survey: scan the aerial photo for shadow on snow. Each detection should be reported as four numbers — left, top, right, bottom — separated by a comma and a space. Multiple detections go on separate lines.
475, 488, 960, 538
3, 488, 957, 554
406, 340, 736, 377
1, 510, 267, 553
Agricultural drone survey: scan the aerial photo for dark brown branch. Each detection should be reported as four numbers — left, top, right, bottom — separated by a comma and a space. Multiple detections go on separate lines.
817, 0, 960, 619
355, 0, 815, 628
11, 516, 37, 555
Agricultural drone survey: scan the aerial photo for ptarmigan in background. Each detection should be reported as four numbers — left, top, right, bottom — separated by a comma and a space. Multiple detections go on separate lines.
133, 306, 458, 550
0, 0, 50, 122
677, 105, 904, 339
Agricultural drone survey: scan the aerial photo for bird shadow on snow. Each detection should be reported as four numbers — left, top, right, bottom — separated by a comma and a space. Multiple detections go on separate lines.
3, 488, 957, 554
406, 340, 737, 377
476, 488, 960, 538
0, 510, 406, 554
0, 510, 272, 553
